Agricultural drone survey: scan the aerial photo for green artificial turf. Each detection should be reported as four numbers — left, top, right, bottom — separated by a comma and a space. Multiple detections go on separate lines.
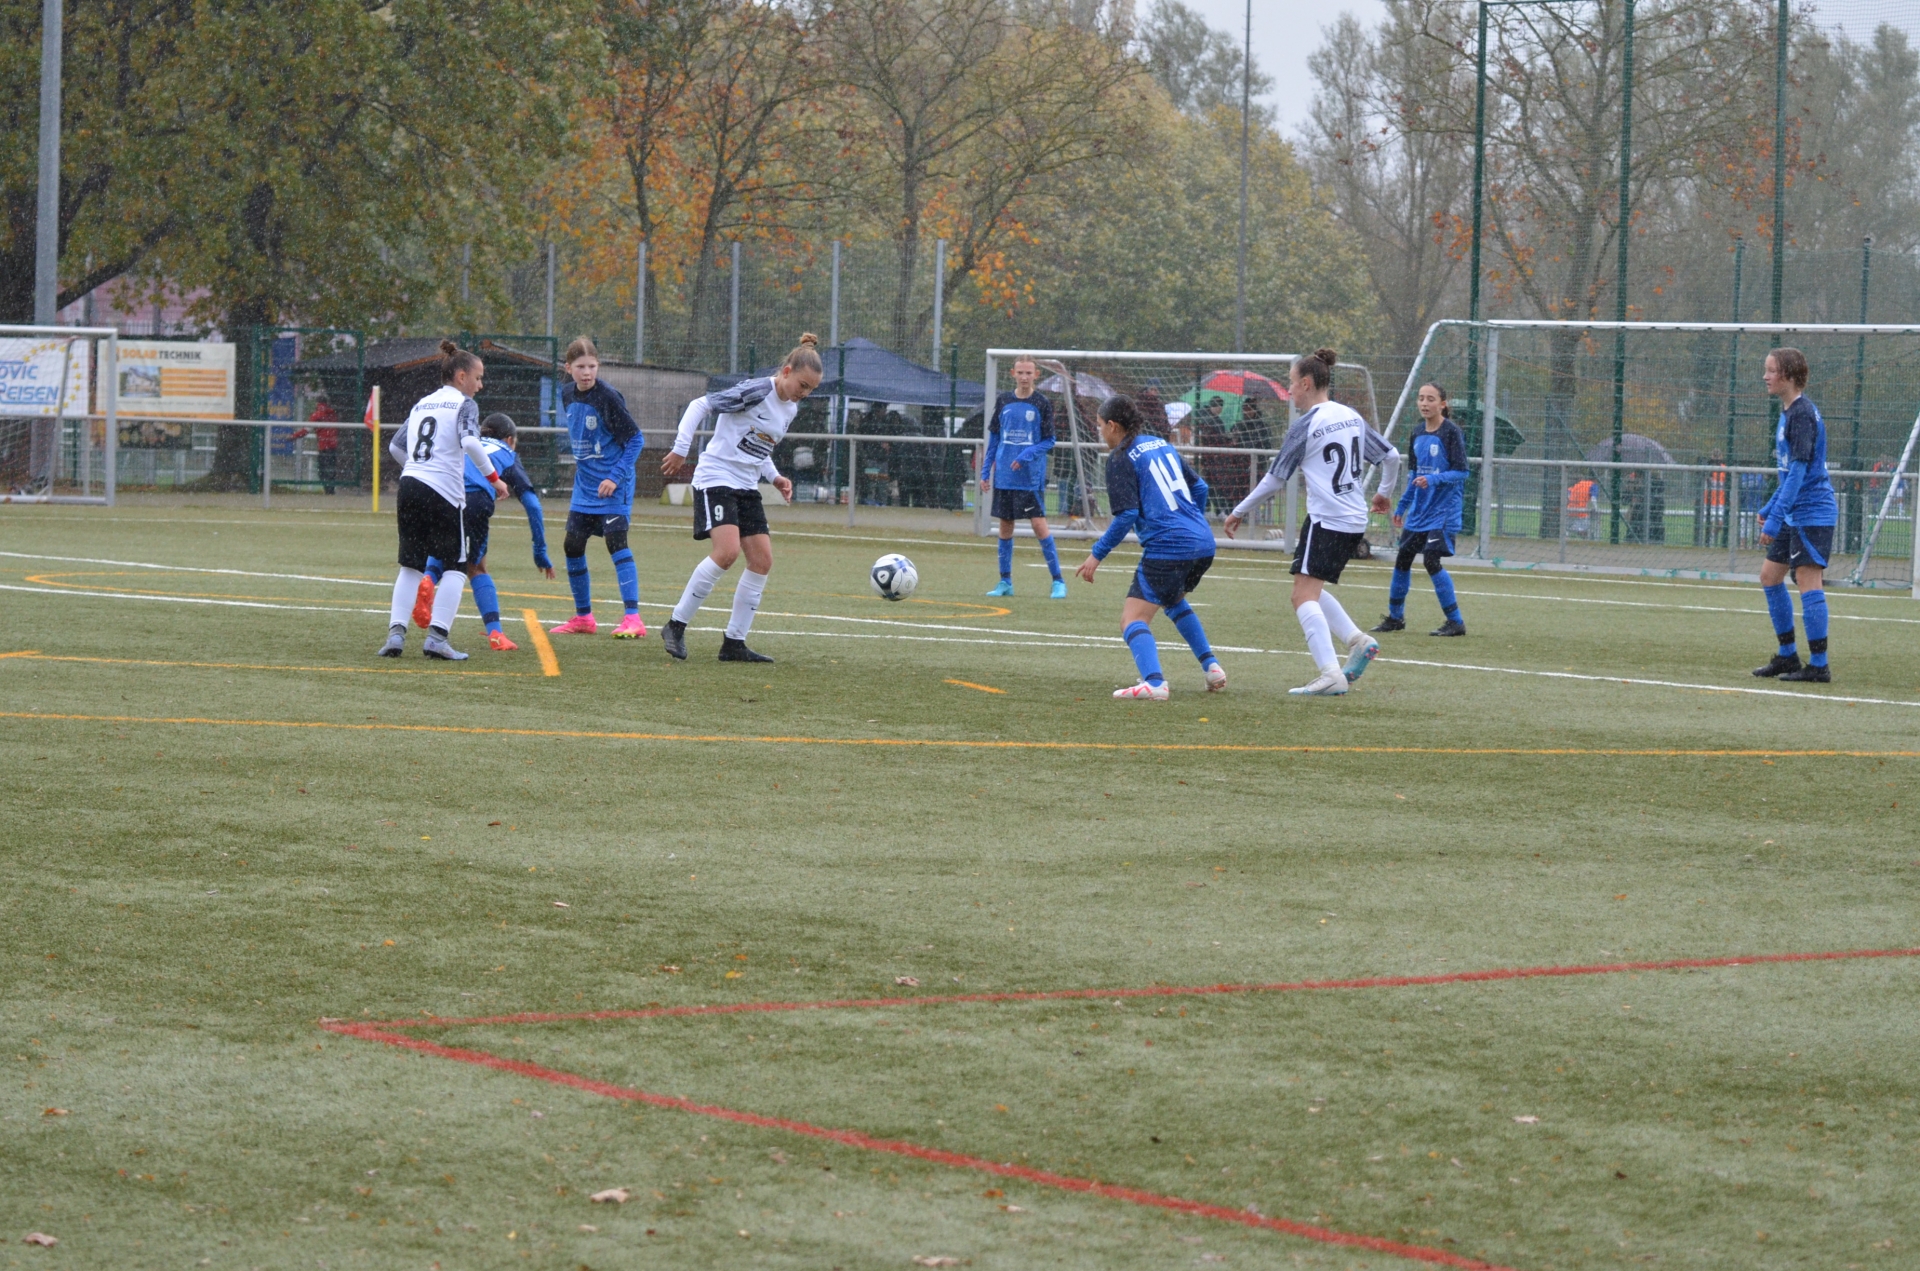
1, 499, 1917, 1270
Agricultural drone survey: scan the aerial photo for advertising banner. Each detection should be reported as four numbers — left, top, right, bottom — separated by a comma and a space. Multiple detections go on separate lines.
0, 337, 92, 417
117, 341, 235, 421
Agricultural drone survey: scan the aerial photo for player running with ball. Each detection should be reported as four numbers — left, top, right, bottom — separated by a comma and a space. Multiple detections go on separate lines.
1075, 394, 1225, 700
658, 334, 823, 664
378, 341, 512, 661
1225, 348, 1399, 697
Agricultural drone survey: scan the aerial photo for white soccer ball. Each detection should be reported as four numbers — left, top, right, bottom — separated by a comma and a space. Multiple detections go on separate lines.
870, 552, 918, 602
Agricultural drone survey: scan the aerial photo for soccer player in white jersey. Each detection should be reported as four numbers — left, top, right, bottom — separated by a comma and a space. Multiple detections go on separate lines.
1225, 348, 1400, 696
378, 341, 510, 661
658, 333, 823, 663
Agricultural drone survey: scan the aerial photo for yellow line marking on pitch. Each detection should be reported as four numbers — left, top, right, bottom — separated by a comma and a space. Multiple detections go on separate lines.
2, 710, 1914, 759
945, 678, 1006, 694
0, 651, 526, 677
521, 611, 562, 678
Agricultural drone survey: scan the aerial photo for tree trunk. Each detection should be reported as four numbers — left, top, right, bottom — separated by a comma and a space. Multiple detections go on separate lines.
200, 298, 270, 491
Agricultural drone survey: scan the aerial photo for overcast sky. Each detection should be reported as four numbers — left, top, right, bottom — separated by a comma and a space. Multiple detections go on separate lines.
1175, 0, 1920, 136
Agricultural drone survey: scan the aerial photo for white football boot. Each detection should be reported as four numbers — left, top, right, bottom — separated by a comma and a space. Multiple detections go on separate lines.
1289, 669, 1349, 696
1342, 633, 1380, 683
1204, 662, 1228, 692
1113, 680, 1171, 701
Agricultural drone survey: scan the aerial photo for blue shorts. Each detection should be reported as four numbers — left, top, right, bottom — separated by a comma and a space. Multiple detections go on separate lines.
1766, 523, 1832, 569
1128, 556, 1213, 607
992, 486, 1046, 521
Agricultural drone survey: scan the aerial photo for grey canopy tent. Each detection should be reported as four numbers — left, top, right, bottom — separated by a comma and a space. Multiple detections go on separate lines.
706, 337, 984, 408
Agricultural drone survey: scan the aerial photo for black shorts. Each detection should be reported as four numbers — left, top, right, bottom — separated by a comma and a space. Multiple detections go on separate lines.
1128, 556, 1213, 607
1291, 518, 1365, 584
463, 496, 495, 563
566, 510, 630, 541
1396, 526, 1455, 559
693, 486, 769, 540
1765, 523, 1832, 570
397, 476, 466, 571
992, 486, 1046, 522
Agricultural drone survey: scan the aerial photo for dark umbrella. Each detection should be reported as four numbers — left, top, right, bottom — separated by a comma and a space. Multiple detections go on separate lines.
1582, 434, 1674, 467
1199, 369, 1288, 402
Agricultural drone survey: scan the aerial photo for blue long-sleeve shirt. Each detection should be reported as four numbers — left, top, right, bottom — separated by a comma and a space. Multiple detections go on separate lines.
1092, 434, 1214, 561
563, 380, 644, 515
982, 390, 1054, 491
1395, 419, 1469, 532
1761, 395, 1837, 533
462, 439, 551, 568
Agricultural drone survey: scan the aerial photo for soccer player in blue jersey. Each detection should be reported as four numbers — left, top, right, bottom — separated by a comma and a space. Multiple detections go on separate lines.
982, 356, 1067, 598
419, 414, 554, 651
550, 338, 647, 638
1374, 382, 1469, 636
1075, 394, 1225, 700
1752, 347, 1838, 683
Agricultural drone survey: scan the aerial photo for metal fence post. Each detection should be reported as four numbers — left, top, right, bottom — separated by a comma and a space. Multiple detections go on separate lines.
846, 434, 857, 527
262, 424, 272, 508
1478, 328, 1499, 558
103, 333, 117, 506
1558, 461, 1568, 562
977, 353, 996, 535
1727, 470, 1740, 573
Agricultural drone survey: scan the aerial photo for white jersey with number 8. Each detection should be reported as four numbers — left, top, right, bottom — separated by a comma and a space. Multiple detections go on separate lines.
395, 386, 482, 507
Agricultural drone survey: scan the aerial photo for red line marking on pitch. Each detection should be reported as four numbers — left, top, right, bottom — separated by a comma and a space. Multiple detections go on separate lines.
320, 1020, 1514, 1271
320, 948, 1920, 1271
359, 946, 1920, 1031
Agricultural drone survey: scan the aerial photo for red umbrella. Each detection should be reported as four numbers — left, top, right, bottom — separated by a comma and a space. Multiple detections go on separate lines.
1200, 369, 1288, 401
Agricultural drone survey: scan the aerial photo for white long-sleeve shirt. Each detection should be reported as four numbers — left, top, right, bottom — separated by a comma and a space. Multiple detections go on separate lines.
388, 386, 497, 506
672, 377, 796, 491
1230, 401, 1400, 534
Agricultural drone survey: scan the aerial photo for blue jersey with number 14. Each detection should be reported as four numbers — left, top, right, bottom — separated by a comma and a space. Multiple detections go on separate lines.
1093, 434, 1214, 561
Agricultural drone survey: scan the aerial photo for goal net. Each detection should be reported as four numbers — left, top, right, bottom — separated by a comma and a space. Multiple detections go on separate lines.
0, 328, 108, 503
1392, 320, 1920, 590
978, 348, 1387, 546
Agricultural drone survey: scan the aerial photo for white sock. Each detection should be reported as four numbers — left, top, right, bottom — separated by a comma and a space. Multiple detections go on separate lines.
1318, 590, 1362, 644
726, 570, 769, 640
429, 570, 467, 635
1296, 600, 1339, 674
390, 568, 423, 628
672, 558, 727, 624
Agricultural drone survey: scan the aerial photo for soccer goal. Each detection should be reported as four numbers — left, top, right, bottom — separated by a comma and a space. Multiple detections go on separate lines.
0, 325, 122, 504
979, 348, 1385, 546
1389, 319, 1920, 593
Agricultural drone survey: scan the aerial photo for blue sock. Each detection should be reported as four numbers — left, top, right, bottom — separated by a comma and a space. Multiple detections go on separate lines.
1431, 569, 1462, 621
1038, 535, 1062, 581
566, 555, 592, 615
611, 548, 640, 614
1388, 568, 1410, 620
424, 557, 445, 584
1801, 589, 1828, 667
997, 536, 1013, 581
1165, 600, 1215, 667
1123, 620, 1165, 685
1763, 583, 1795, 654
470, 573, 502, 633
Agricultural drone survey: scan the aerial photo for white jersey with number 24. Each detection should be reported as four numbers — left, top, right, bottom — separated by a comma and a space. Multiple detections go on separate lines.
1264, 401, 1398, 534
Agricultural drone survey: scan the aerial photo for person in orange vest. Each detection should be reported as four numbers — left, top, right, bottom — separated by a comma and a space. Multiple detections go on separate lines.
1566, 477, 1598, 537
1704, 459, 1728, 545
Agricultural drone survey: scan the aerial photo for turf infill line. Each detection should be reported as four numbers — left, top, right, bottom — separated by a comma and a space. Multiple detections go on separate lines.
319, 1023, 1515, 1271
358, 947, 1920, 1030
7, 710, 1919, 758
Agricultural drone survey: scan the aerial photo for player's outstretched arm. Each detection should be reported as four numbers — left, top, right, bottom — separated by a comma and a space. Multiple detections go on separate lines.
663, 396, 709, 478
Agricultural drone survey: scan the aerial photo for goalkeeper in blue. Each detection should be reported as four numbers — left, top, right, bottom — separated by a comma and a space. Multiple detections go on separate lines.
1373, 382, 1468, 636
420, 413, 554, 651
1752, 346, 1838, 683
1075, 394, 1225, 700
982, 355, 1067, 598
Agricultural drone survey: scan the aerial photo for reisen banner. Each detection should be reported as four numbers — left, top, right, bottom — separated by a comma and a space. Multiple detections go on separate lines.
0, 337, 92, 416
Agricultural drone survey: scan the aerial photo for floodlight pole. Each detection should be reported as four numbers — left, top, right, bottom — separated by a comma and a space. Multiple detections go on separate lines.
1608, 0, 1635, 547
1848, 235, 1871, 548
635, 239, 647, 364
1464, 1, 1490, 429
34, 0, 61, 324
544, 241, 556, 338
1233, 0, 1251, 354
1722, 235, 1745, 473
931, 238, 946, 367
1770, 0, 1788, 324
729, 240, 741, 375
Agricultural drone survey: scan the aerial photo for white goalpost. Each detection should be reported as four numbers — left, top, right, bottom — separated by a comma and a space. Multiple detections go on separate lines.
1388, 319, 1920, 595
979, 348, 1383, 548
0, 324, 121, 505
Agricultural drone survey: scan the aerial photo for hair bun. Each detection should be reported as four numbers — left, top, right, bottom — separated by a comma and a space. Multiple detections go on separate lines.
439, 339, 460, 358
1313, 347, 1339, 368
798, 331, 820, 349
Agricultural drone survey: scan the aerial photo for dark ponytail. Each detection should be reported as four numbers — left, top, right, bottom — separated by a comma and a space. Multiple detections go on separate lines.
1295, 347, 1338, 391
1097, 394, 1146, 438
439, 338, 483, 384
